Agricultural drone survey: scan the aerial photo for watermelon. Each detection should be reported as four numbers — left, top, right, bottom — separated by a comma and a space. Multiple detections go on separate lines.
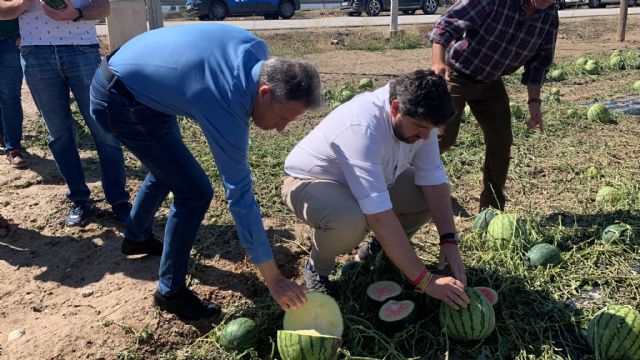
473, 286, 498, 306
321, 88, 333, 100
358, 78, 374, 90
283, 292, 343, 337
634, 60, 640, 70
586, 305, 640, 360
549, 69, 566, 81
439, 288, 495, 341
339, 260, 361, 278
366, 281, 402, 302
219, 317, 260, 352
586, 166, 599, 179
633, 80, 640, 91
576, 57, 588, 66
602, 223, 636, 244
548, 87, 561, 96
587, 103, 612, 124
486, 213, 525, 250
463, 104, 473, 119
471, 208, 499, 233
277, 330, 342, 360
566, 108, 578, 118
576, 57, 589, 66
596, 186, 624, 206
610, 56, 626, 70
339, 90, 354, 103
378, 300, 415, 326
509, 102, 525, 119
525, 243, 562, 267
585, 60, 600, 75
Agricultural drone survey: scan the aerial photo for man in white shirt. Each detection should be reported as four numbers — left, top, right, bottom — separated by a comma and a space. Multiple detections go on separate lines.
282, 70, 469, 309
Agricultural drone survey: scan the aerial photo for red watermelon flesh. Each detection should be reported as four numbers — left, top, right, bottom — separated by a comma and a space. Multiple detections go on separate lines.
474, 287, 498, 306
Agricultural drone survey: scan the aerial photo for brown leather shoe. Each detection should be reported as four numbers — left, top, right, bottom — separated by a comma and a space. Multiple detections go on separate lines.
7, 150, 28, 169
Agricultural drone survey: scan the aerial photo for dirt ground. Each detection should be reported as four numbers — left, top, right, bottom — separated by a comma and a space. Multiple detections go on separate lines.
0, 16, 639, 360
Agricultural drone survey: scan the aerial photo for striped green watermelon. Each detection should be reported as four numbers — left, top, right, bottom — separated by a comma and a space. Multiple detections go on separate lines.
633, 80, 640, 91
587, 103, 612, 124
471, 208, 499, 233
439, 288, 495, 341
596, 186, 624, 205
219, 317, 260, 352
526, 243, 562, 267
576, 57, 589, 66
587, 305, 640, 360
486, 213, 525, 250
283, 292, 343, 337
277, 330, 342, 360
585, 60, 600, 75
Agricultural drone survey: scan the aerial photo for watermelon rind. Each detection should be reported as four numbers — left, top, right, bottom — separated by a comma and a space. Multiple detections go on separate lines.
473, 286, 498, 306
367, 281, 402, 302
219, 317, 260, 352
587, 305, 640, 360
283, 292, 344, 337
378, 300, 415, 324
471, 208, 499, 233
277, 330, 342, 360
439, 288, 495, 341
526, 243, 562, 267
602, 223, 636, 244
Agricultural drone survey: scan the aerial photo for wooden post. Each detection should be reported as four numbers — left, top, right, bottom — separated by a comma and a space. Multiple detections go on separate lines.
106, 0, 148, 52
618, 0, 628, 41
148, 0, 164, 30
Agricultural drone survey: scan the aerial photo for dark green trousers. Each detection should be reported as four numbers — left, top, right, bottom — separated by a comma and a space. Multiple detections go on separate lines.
440, 70, 513, 211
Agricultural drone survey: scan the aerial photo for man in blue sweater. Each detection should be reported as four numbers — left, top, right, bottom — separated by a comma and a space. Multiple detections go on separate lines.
90, 24, 322, 320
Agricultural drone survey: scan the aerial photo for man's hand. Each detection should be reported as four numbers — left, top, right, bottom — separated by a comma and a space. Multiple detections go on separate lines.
423, 274, 469, 310
438, 244, 467, 286
0, 0, 35, 19
265, 276, 307, 311
431, 61, 451, 81
526, 102, 544, 133
431, 43, 451, 80
40, 0, 77, 21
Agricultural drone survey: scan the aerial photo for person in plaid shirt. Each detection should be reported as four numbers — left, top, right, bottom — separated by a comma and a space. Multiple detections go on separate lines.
429, 0, 558, 211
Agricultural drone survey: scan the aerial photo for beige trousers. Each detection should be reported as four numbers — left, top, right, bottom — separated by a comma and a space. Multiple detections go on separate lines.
281, 168, 430, 276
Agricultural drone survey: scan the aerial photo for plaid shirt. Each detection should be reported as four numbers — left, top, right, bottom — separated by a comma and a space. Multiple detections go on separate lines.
429, 0, 558, 86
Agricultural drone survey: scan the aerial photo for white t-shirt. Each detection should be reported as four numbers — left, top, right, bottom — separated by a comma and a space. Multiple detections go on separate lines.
19, 0, 98, 46
284, 84, 448, 215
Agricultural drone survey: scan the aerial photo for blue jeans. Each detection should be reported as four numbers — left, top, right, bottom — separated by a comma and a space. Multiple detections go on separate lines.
90, 66, 214, 296
20, 45, 129, 205
0, 33, 24, 152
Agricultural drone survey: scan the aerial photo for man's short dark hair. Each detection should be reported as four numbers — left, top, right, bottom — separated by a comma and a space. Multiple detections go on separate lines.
388, 69, 454, 126
260, 57, 323, 110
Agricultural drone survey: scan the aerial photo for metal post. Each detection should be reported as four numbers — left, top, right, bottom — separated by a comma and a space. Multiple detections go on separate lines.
390, 0, 398, 32
148, 0, 164, 30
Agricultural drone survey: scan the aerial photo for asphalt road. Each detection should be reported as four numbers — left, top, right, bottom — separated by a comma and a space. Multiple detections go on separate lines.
96, 6, 640, 35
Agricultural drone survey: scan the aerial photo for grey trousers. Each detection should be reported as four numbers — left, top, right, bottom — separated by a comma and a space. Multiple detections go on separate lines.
281, 168, 430, 276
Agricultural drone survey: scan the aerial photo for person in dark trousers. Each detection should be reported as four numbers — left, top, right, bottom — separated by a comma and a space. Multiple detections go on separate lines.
429, 0, 558, 211
90, 24, 323, 320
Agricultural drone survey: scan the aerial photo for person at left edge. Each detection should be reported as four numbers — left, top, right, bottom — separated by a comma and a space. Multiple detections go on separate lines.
89, 24, 323, 321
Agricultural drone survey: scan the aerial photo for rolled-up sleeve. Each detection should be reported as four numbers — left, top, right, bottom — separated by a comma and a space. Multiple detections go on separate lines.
521, 15, 558, 86
413, 129, 448, 186
429, 0, 492, 47
330, 125, 392, 215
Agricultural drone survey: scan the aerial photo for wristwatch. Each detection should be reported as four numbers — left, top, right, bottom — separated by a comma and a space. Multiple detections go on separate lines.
73, 7, 84, 22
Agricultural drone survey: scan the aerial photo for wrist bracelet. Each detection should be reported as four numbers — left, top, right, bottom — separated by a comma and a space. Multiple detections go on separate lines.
411, 267, 428, 286
527, 98, 542, 105
439, 239, 458, 246
417, 272, 434, 293
439, 232, 458, 245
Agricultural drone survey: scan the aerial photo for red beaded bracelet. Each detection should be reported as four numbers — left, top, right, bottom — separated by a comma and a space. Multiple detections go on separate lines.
411, 267, 429, 286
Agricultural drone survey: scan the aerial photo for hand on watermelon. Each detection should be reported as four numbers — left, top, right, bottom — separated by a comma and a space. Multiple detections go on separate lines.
41, 0, 78, 21
259, 260, 307, 311
424, 275, 469, 310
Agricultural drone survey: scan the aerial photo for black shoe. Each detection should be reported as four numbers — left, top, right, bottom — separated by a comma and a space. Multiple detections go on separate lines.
304, 258, 334, 295
355, 237, 382, 262
112, 202, 132, 224
66, 200, 92, 226
153, 288, 222, 320
121, 234, 163, 256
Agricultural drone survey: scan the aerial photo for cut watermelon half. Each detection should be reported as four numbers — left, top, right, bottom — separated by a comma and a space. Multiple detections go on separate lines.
366, 280, 402, 302
283, 291, 343, 337
378, 300, 415, 325
474, 286, 498, 306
